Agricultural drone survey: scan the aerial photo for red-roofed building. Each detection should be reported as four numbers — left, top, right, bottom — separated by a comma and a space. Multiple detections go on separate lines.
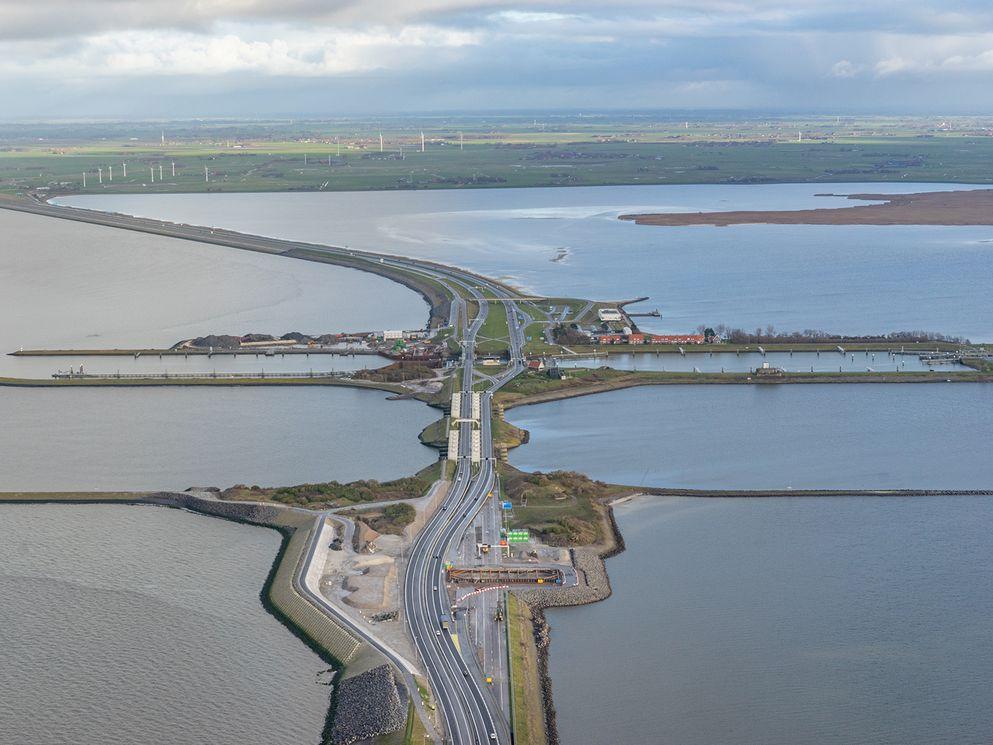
593, 333, 626, 344
646, 334, 707, 345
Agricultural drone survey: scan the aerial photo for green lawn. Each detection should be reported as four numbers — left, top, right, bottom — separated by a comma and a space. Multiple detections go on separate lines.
475, 303, 512, 355
506, 593, 549, 745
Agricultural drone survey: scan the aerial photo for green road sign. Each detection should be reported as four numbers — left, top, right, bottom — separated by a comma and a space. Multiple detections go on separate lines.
507, 530, 530, 543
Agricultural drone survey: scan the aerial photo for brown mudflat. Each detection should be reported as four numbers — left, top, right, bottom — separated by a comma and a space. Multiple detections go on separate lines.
620, 189, 993, 227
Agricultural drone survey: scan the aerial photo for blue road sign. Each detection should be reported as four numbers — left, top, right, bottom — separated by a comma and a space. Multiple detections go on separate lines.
501, 501, 513, 510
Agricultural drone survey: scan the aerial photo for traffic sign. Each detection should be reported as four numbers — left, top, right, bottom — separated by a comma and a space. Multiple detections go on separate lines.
501, 501, 512, 510
507, 529, 530, 543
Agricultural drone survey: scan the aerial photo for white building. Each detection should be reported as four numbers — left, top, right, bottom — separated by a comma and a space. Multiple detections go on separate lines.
597, 308, 623, 322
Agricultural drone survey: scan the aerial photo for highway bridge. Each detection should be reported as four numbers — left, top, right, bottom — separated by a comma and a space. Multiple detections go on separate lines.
1, 195, 532, 745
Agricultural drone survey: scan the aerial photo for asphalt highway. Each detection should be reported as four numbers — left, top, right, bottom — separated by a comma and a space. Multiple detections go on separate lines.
403, 282, 527, 744
2, 196, 530, 745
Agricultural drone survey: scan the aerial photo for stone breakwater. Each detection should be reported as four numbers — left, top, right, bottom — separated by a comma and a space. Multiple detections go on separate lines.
328, 664, 406, 745
517, 549, 614, 745
516, 504, 627, 745
141, 491, 284, 525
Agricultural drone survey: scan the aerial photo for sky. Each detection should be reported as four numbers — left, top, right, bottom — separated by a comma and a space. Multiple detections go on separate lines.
2, 0, 993, 117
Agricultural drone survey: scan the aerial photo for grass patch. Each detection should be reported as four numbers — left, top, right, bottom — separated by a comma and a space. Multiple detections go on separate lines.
0, 375, 406, 392
340, 502, 416, 536
475, 304, 511, 356
222, 464, 437, 508
495, 367, 993, 410
499, 465, 631, 547
492, 416, 527, 451
962, 357, 993, 373
354, 361, 438, 383
565, 340, 966, 355
507, 593, 549, 745
12, 118, 993, 197
418, 417, 450, 449
497, 368, 630, 401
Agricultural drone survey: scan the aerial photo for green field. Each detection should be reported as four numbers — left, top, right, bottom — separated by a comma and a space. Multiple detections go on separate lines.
475, 303, 512, 355
494, 367, 993, 411
506, 593, 549, 745
5, 115, 993, 196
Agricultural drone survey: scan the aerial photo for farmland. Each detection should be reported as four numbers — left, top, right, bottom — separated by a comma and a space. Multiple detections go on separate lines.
5, 114, 993, 196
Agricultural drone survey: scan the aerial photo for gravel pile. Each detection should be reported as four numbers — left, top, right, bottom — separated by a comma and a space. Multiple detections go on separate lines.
327, 665, 405, 745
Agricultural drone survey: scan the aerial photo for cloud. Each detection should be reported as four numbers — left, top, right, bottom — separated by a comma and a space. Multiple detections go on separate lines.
0, 23, 481, 78
4, 1, 993, 116
489, 11, 584, 24
873, 33, 993, 76
829, 59, 863, 78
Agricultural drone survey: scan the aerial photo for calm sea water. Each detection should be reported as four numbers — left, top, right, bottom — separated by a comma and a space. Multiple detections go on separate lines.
508, 383, 993, 490
0, 207, 436, 491
0, 504, 329, 745
30, 186, 993, 744
557, 349, 940, 373
3, 350, 390, 379
548, 495, 993, 745
0, 208, 425, 377
61, 183, 993, 341
0, 386, 437, 491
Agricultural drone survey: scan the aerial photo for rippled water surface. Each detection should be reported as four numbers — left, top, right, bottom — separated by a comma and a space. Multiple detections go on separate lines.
0, 504, 329, 745
0, 385, 437, 491
27, 185, 993, 744
61, 183, 993, 340
548, 496, 993, 745
508, 383, 993, 490
0, 208, 426, 377
557, 349, 943, 373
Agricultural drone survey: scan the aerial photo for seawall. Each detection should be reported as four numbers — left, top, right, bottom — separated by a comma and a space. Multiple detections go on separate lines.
0, 490, 406, 745
141, 492, 406, 744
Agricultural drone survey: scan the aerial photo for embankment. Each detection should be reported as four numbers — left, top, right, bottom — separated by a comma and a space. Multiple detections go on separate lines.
0, 490, 405, 745
498, 370, 993, 410
0, 195, 522, 328
0, 375, 404, 394
516, 504, 625, 745
150, 493, 407, 745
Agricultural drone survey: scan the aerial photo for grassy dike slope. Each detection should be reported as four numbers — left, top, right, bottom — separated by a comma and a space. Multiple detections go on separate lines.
507, 593, 550, 745
495, 367, 993, 409
0, 375, 407, 392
